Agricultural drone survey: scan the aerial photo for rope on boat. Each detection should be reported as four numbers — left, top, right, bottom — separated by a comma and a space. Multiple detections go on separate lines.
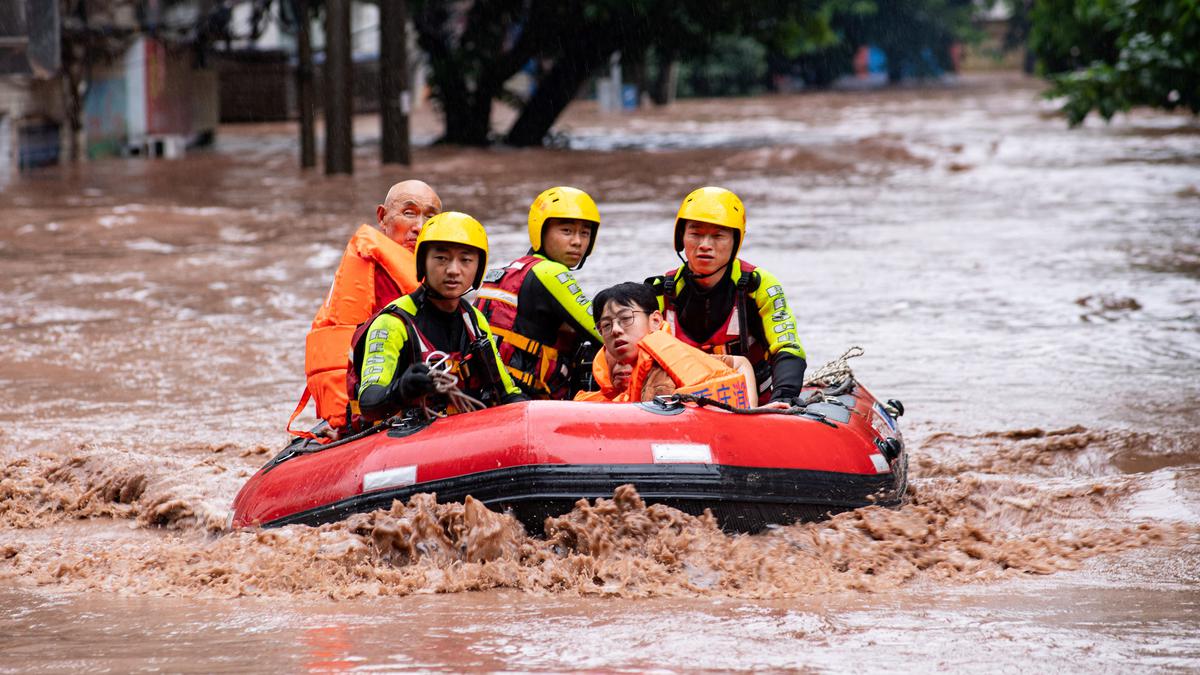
664, 345, 869, 426
803, 345, 864, 388
666, 393, 839, 427
421, 355, 488, 418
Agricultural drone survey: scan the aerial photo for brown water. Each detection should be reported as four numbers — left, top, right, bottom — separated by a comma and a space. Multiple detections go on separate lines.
1, 73, 1199, 671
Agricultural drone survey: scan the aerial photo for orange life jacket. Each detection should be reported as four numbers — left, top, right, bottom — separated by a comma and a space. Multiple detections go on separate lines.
574, 327, 751, 407
287, 225, 420, 436
655, 261, 773, 398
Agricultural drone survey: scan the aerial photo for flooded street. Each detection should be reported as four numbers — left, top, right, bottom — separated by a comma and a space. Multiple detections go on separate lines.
1, 73, 1198, 671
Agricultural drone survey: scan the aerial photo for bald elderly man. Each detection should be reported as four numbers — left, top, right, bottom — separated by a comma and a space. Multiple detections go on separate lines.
288, 180, 442, 435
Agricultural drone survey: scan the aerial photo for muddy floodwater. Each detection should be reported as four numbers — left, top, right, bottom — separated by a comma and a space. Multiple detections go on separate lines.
1, 73, 1198, 671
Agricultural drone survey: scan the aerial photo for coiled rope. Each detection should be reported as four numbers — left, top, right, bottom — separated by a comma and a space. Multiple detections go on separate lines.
421, 353, 487, 418
803, 345, 864, 388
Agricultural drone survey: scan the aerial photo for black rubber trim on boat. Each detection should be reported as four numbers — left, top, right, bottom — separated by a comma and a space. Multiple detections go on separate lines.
260, 463, 905, 534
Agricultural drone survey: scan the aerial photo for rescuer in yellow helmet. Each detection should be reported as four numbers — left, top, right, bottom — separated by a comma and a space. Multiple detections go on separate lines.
474, 186, 604, 399
646, 187, 807, 406
347, 212, 526, 425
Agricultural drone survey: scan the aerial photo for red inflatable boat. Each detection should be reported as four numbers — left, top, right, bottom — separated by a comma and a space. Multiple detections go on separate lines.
232, 382, 907, 533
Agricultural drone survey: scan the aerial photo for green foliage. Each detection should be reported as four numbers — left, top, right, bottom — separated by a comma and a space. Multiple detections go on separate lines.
1027, 0, 1121, 74
1032, 0, 1200, 124
677, 35, 769, 98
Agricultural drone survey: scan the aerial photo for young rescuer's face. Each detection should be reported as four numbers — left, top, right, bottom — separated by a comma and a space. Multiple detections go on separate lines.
424, 243, 479, 299
540, 218, 593, 268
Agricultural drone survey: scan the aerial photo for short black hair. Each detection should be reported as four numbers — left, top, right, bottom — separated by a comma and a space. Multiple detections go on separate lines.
592, 282, 659, 324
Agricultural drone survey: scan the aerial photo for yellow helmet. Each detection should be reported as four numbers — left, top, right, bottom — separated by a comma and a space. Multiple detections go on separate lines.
528, 186, 600, 265
674, 186, 746, 254
415, 211, 489, 289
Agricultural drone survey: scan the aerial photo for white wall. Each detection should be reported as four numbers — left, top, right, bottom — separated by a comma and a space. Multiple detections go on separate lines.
230, 1, 380, 57
124, 38, 146, 138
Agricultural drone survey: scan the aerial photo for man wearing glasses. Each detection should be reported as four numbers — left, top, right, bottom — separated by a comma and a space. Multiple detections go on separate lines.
575, 282, 757, 406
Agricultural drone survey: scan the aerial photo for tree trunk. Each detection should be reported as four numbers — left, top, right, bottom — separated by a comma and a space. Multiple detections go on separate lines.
324, 0, 353, 174
886, 47, 903, 84
650, 51, 677, 106
504, 46, 613, 147
415, 46, 492, 146
410, 0, 536, 147
294, 0, 315, 168
59, 0, 85, 162
379, 0, 411, 164
436, 93, 491, 146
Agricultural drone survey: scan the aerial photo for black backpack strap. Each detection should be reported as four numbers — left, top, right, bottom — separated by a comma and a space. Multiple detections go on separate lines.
460, 302, 507, 401
742, 270, 761, 293
730, 270, 759, 356
459, 300, 488, 344
644, 273, 678, 306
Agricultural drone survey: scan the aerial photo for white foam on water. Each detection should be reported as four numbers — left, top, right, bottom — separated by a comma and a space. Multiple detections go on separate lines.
219, 226, 259, 243
125, 238, 179, 254
98, 214, 138, 228
305, 244, 343, 270
1126, 469, 1200, 523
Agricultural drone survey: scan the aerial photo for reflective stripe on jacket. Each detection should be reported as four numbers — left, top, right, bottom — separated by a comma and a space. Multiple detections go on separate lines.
348, 290, 521, 422
474, 253, 600, 399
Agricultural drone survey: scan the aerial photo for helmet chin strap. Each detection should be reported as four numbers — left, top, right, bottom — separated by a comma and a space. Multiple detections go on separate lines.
678, 250, 729, 282
422, 283, 472, 302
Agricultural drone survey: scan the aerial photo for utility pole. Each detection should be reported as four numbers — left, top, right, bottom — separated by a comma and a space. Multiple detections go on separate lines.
324, 0, 353, 175
379, 0, 411, 164
294, 0, 316, 169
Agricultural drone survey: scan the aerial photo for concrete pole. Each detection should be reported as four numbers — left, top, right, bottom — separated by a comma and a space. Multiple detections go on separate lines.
379, 0, 411, 165
324, 0, 353, 175
295, 0, 316, 169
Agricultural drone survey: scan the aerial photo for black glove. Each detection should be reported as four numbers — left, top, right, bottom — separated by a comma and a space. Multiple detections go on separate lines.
399, 363, 436, 400
768, 354, 807, 403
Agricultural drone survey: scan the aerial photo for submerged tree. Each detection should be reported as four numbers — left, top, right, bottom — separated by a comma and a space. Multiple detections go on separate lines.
409, 0, 839, 147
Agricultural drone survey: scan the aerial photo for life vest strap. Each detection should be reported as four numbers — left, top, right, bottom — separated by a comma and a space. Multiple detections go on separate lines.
285, 386, 319, 440
491, 325, 558, 393
475, 286, 519, 307
491, 325, 559, 362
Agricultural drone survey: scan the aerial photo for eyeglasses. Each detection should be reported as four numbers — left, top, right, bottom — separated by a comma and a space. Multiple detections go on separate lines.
598, 310, 645, 337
